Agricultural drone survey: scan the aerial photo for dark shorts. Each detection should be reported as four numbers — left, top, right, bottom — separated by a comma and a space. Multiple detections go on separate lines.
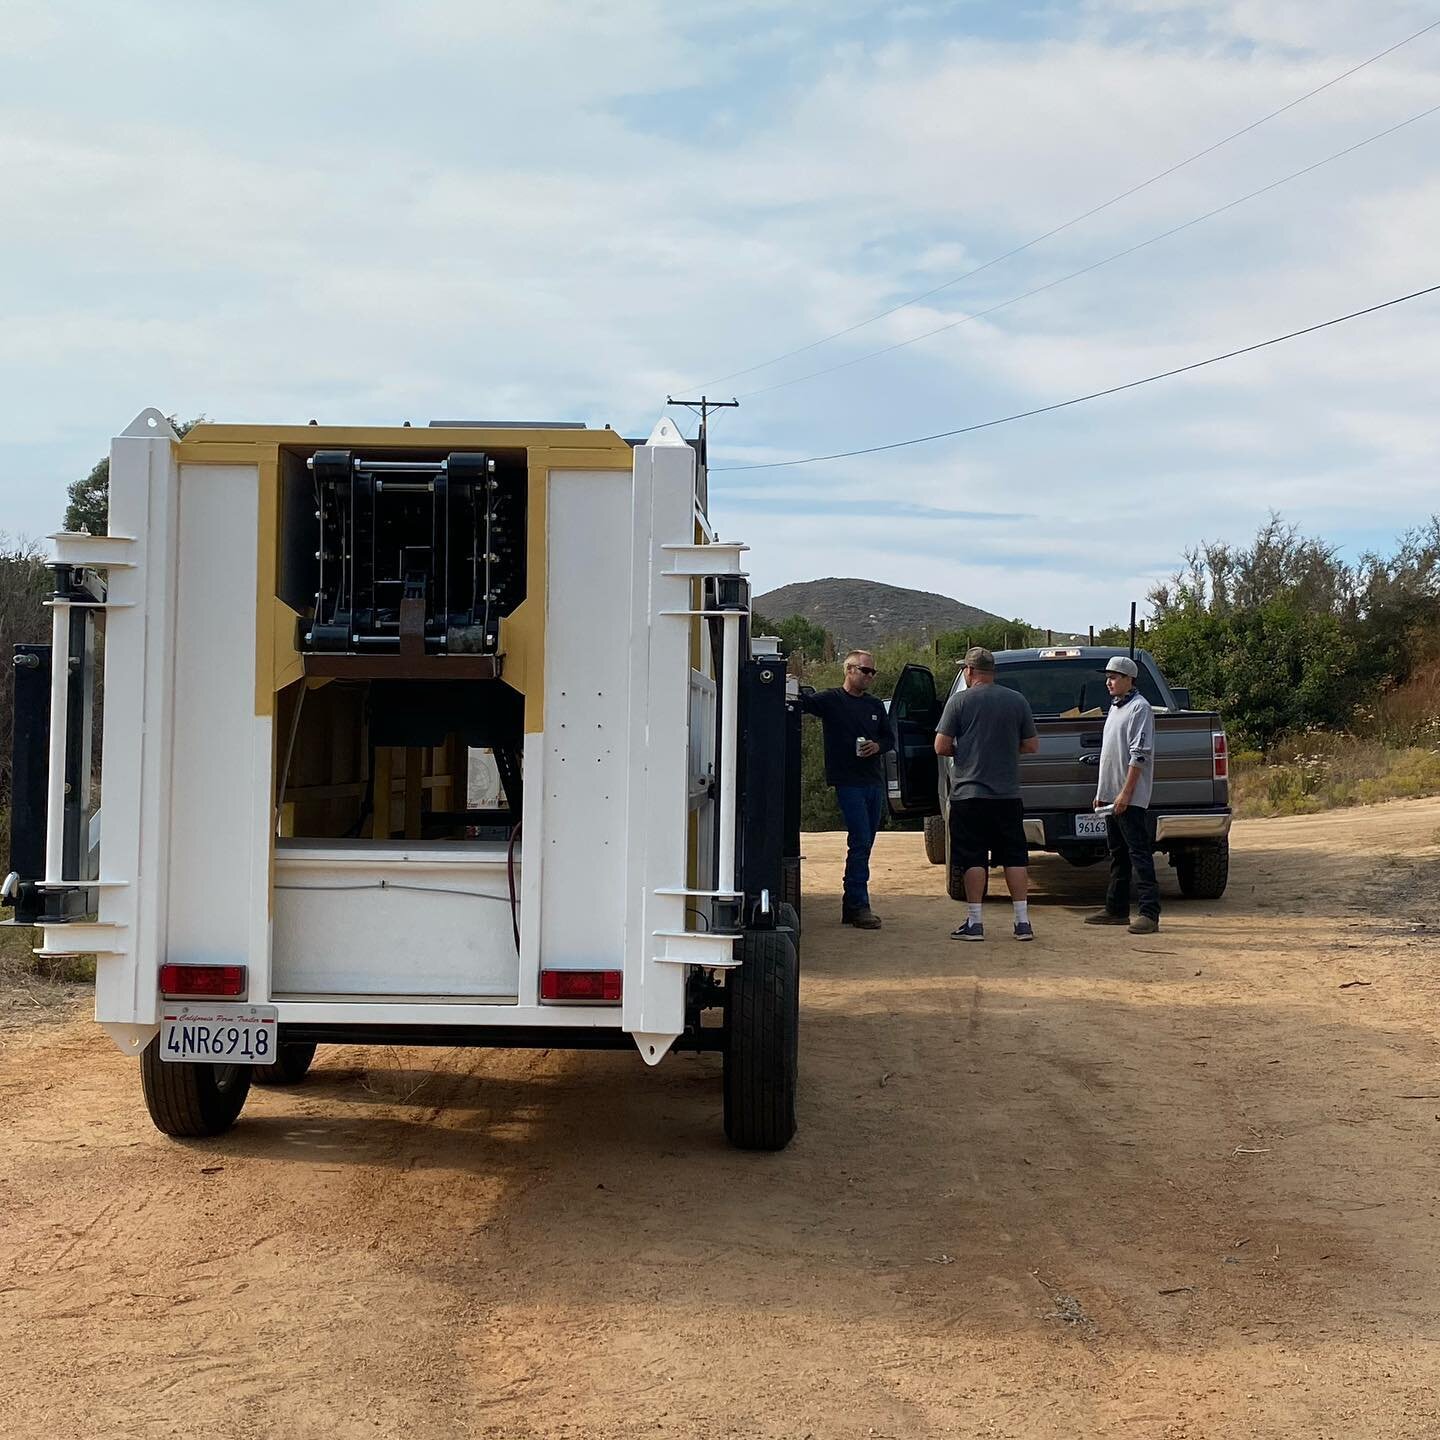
949, 797, 1028, 870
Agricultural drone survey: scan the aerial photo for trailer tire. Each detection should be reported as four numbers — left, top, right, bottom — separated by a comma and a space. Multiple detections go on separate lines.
777, 902, 801, 962
923, 813, 946, 865
251, 1041, 318, 1087
781, 857, 802, 924
723, 929, 799, 1152
1175, 840, 1230, 900
140, 1037, 252, 1138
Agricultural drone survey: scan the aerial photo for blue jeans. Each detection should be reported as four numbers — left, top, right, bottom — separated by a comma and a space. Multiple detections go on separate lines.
835, 783, 886, 913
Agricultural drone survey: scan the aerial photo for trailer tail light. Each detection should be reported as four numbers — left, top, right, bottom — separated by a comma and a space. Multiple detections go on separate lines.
1213, 732, 1229, 780
158, 963, 247, 998
540, 969, 623, 1003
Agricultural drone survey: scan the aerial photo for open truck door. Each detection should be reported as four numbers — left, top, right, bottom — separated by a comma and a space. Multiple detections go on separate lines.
888, 663, 942, 819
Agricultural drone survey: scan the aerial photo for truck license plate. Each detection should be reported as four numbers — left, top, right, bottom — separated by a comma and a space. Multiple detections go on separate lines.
1074, 813, 1109, 839
160, 1004, 279, 1064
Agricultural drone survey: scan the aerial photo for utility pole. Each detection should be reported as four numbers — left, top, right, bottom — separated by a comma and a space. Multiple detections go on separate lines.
665, 395, 739, 468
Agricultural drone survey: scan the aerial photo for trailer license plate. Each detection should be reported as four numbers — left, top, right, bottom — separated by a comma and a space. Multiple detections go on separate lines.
160, 1005, 279, 1064
1074, 813, 1109, 839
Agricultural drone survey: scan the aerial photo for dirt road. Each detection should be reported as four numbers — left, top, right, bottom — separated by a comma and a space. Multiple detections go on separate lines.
3, 800, 1439, 1439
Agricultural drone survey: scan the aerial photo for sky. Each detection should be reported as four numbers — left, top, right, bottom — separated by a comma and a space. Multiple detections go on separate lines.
1, 0, 1437, 630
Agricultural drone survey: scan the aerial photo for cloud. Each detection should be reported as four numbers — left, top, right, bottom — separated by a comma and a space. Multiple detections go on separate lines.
1, 0, 1436, 632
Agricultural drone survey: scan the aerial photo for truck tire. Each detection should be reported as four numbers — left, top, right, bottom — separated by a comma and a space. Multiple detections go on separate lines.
1175, 840, 1230, 900
251, 1041, 318, 1087
724, 928, 799, 1152
944, 822, 987, 901
140, 1037, 252, 1138
781, 856, 802, 925
923, 813, 946, 865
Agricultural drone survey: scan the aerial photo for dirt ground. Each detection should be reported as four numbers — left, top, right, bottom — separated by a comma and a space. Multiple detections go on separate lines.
2, 799, 1439, 1440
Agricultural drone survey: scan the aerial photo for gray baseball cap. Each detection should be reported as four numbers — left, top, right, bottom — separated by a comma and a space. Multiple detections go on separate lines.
963, 646, 995, 671
1104, 655, 1139, 677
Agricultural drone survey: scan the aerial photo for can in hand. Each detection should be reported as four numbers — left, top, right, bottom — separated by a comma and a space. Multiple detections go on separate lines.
856, 736, 868, 756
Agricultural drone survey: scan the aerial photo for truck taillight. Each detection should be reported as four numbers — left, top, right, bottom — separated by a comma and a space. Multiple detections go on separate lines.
540, 969, 622, 1003
1213, 732, 1228, 780
158, 963, 247, 998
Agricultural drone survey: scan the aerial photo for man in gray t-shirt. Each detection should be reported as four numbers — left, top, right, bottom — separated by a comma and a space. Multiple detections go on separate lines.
934, 647, 1039, 942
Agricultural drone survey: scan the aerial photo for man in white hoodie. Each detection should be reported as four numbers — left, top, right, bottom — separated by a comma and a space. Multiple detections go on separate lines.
1084, 655, 1161, 934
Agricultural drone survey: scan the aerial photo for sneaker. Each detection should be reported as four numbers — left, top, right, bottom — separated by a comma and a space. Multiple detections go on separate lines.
1083, 911, 1130, 926
951, 919, 985, 941
1013, 921, 1035, 942
1128, 915, 1159, 935
844, 907, 882, 930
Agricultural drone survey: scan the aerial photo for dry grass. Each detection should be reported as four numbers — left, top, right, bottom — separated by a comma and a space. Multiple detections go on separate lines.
1232, 733, 1440, 818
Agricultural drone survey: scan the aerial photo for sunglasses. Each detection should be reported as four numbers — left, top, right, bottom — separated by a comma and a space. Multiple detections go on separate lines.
851, 666, 876, 676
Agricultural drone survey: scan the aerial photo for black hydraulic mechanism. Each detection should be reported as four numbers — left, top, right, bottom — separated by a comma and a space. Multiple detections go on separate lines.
304, 450, 525, 659
5, 565, 100, 927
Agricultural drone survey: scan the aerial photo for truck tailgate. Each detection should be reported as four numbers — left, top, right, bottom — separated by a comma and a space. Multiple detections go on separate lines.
1020, 712, 1221, 811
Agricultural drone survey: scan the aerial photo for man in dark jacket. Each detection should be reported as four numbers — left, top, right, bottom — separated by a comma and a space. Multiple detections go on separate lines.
800, 650, 894, 929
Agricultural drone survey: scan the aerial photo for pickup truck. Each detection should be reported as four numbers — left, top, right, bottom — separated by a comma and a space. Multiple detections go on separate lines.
888, 646, 1232, 899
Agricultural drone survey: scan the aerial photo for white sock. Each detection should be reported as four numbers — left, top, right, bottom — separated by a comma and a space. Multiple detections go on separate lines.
1014, 900, 1030, 923
967, 903, 983, 925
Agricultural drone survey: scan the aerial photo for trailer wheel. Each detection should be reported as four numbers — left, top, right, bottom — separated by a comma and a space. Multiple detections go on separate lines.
251, 1041, 318, 1087
923, 813, 946, 865
781, 856, 802, 924
140, 1037, 253, 1138
723, 929, 799, 1152
777, 901, 801, 962
1175, 840, 1230, 900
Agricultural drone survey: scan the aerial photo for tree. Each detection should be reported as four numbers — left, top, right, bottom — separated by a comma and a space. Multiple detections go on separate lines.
753, 611, 833, 666
63, 416, 204, 535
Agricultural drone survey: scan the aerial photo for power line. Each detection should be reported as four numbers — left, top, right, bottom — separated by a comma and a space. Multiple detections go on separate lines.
732, 100, 1440, 400
686, 15, 1440, 391
710, 282, 1440, 473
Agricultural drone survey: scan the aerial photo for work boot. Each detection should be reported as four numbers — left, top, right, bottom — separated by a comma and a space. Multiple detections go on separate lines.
1128, 915, 1160, 935
1084, 911, 1130, 926
844, 907, 882, 930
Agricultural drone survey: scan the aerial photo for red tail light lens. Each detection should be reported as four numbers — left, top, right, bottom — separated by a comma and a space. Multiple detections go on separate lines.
158, 963, 247, 998
540, 969, 622, 1003
1213, 732, 1229, 780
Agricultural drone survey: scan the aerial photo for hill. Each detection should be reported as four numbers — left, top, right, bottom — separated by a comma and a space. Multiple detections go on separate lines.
754, 578, 1007, 650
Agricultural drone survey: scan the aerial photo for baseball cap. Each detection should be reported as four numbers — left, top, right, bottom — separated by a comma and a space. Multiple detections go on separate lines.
962, 646, 995, 671
1104, 655, 1139, 677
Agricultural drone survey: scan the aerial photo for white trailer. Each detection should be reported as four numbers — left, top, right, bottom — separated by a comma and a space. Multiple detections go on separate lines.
6, 411, 802, 1149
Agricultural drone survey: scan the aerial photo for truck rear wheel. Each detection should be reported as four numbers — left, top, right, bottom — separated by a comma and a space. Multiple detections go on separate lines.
944, 821, 987, 901
923, 813, 946, 865
252, 1041, 318, 1087
140, 1036, 252, 1137
1175, 840, 1230, 899
724, 928, 799, 1151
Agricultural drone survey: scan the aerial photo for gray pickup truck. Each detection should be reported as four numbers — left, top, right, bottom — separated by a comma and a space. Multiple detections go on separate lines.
888, 647, 1232, 899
